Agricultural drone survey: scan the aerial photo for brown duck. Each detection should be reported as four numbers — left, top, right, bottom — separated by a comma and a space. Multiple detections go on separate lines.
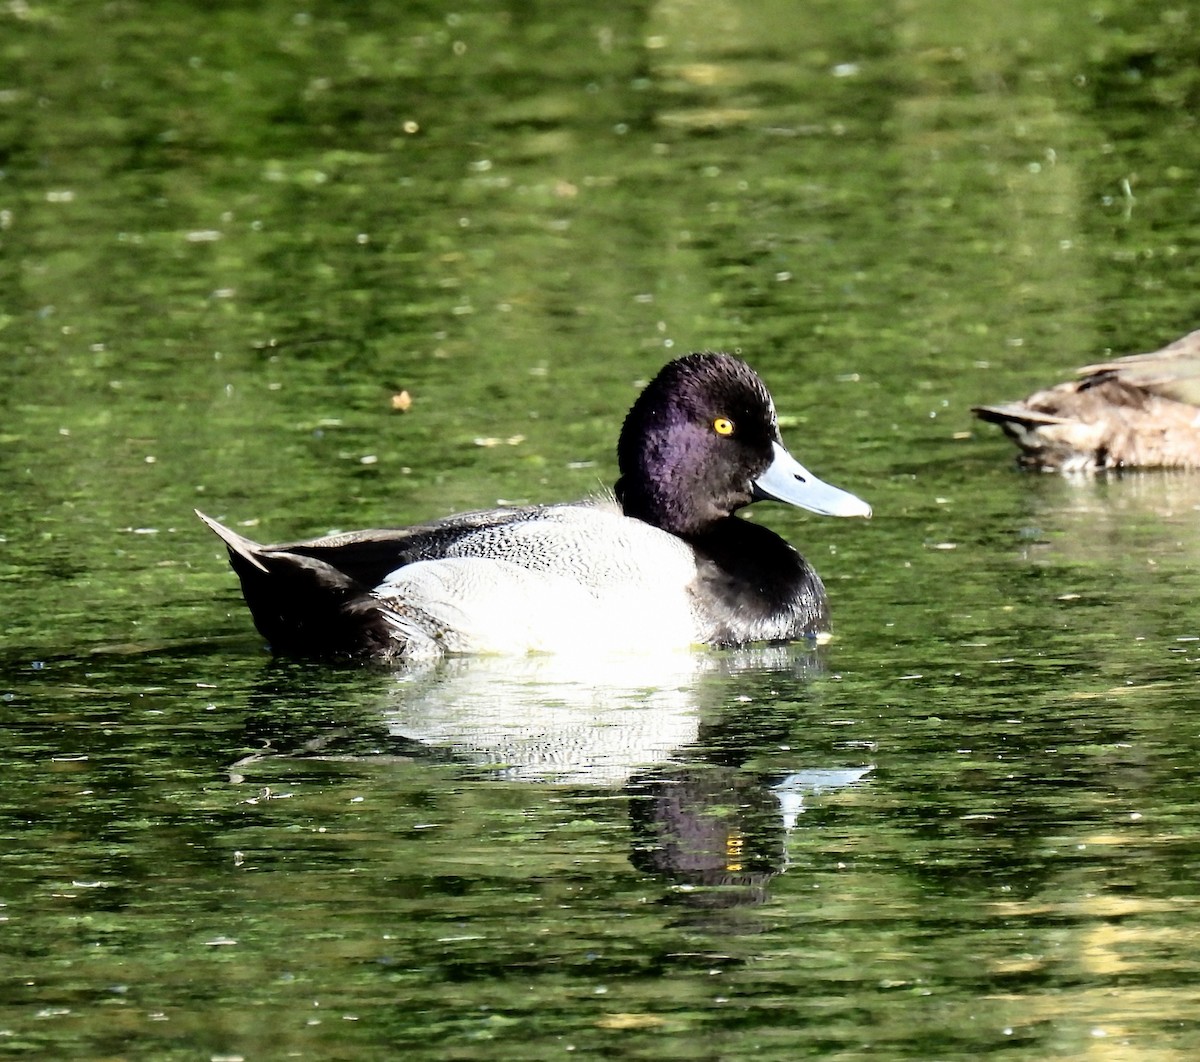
973, 328, 1200, 471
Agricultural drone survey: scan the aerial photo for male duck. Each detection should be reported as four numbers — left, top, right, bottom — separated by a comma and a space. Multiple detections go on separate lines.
198, 352, 871, 661
973, 327, 1200, 471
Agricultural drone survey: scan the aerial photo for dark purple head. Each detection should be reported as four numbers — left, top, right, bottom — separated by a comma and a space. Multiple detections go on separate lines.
614, 352, 870, 536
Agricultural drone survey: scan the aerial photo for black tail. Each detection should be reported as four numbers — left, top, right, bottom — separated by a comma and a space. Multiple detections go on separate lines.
196, 510, 396, 658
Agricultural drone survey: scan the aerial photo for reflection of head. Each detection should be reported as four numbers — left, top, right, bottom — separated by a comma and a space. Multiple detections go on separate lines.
627, 764, 874, 913
628, 765, 786, 907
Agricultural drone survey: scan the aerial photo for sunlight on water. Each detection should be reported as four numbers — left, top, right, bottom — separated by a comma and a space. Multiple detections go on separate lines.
3, 0, 1200, 1058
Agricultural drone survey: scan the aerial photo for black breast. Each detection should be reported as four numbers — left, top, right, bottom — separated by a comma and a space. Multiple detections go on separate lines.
689, 518, 829, 645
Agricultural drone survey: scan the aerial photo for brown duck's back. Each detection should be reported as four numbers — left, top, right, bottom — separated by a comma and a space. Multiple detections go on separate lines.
973, 328, 1200, 471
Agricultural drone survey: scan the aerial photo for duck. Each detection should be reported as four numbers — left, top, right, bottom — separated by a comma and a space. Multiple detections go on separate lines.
197, 352, 871, 662
973, 327, 1200, 471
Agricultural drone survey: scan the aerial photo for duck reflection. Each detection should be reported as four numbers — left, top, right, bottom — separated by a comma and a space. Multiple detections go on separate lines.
1004, 470, 1200, 570
379, 647, 872, 906
628, 763, 873, 911
233, 646, 874, 910
384, 646, 811, 786
1028, 468, 1200, 520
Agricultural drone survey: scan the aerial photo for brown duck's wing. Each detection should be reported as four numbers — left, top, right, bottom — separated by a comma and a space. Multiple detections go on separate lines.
971, 376, 1163, 471
972, 401, 1069, 428
973, 374, 1200, 471
974, 374, 1150, 424
974, 331, 1200, 470
1077, 328, 1200, 405
972, 382, 1108, 470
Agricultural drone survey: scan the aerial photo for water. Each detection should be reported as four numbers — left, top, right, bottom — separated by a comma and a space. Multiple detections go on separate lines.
4, 0, 1200, 1058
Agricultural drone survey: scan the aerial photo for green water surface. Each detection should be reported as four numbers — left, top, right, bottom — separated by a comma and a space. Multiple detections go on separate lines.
4, 0, 1200, 1058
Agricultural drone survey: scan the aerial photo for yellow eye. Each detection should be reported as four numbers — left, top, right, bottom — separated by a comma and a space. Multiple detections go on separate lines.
713, 417, 735, 436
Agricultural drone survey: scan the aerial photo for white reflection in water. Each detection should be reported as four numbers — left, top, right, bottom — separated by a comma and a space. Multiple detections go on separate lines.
384, 645, 815, 786
771, 766, 876, 831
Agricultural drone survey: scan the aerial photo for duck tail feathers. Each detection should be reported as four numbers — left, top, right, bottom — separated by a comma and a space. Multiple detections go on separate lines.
971, 403, 1066, 429
194, 510, 271, 572
196, 509, 388, 657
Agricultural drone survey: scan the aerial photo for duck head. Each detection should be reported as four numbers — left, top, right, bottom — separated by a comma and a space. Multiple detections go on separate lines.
614, 352, 871, 536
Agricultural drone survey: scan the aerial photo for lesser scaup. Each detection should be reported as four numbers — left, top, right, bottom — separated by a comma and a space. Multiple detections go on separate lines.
198, 352, 871, 661
974, 327, 1200, 470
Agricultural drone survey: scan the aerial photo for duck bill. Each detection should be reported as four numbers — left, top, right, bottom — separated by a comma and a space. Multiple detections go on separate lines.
752, 441, 872, 518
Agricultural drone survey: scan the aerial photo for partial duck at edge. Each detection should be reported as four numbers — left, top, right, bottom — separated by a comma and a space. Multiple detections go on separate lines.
198, 353, 871, 662
974, 327, 1200, 471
